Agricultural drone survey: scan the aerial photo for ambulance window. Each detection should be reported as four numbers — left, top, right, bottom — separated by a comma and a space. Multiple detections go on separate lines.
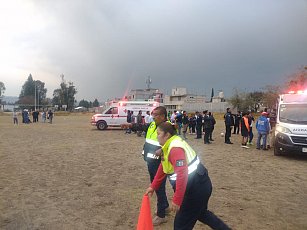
113, 107, 118, 114
105, 108, 113, 114
105, 107, 118, 114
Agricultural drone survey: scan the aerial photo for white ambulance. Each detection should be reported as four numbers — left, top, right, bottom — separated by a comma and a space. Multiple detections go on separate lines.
274, 90, 307, 155
91, 100, 159, 130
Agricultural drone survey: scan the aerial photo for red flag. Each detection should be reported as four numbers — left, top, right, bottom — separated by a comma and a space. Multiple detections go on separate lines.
137, 195, 153, 230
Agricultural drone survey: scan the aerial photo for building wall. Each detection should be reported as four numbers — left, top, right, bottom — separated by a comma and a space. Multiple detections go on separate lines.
171, 87, 187, 96
164, 88, 230, 113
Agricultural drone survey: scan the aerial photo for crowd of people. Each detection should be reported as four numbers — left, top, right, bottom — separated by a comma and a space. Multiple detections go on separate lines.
12, 109, 54, 124
125, 109, 218, 145
223, 107, 275, 150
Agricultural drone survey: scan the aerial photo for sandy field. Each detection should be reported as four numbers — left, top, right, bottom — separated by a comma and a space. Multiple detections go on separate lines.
0, 114, 307, 230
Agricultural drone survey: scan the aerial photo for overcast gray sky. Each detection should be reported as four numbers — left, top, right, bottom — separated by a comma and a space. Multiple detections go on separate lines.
0, 0, 306, 102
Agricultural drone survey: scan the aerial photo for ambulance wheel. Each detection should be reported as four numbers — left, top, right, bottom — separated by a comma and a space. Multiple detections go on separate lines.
97, 121, 107, 130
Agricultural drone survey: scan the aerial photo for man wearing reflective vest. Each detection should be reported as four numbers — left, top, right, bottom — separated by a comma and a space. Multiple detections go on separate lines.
142, 106, 169, 225
146, 122, 231, 230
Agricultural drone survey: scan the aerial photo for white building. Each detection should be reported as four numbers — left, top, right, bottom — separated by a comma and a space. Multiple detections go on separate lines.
127, 88, 163, 103
164, 87, 230, 113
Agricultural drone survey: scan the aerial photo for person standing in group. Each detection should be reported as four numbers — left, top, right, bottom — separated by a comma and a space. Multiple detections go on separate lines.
144, 111, 151, 126
136, 110, 143, 137
247, 111, 255, 145
233, 111, 241, 134
144, 111, 151, 137
171, 110, 177, 124
48, 110, 53, 124
145, 122, 231, 230
208, 112, 216, 141
42, 110, 46, 123
24, 109, 30, 124
195, 111, 203, 139
131, 111, 136, 133
12, 110, 18, 125
203, 110, 212, 144
202, 111, 207, 134
224, 108, 234, 144
182, 111, 189, 140
175, 111, 183, 135
142, 106, 170, 226
264, 108, 272, 149
256, 112, 270, 151
192, 114, 196, 134
241, 112, 250, 148
167, 110, 172, 121
125, 110, 132, 134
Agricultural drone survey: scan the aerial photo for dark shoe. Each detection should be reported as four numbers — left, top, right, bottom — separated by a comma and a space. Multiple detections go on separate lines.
263, 148, 268, 151
256, 147, 260, 150
210, 139, 214, 141
226, 142, 233, 144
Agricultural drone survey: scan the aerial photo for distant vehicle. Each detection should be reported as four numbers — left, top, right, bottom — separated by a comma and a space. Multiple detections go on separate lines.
274, 90, 307, 155
91, 100, 159, 130
74, 106, 86, 111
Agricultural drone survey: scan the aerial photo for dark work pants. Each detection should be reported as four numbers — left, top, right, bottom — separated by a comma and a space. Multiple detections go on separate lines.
196, 125, 202, 138
204, 128, 211, 143
210, 127, 214, 140
225, 125, 232, 143
147, 160, 169, 218
174, 169, 231, 230
191, 124, 196, 133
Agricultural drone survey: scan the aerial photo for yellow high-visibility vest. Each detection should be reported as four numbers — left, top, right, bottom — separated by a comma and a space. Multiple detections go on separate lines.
161, 136, 199, 180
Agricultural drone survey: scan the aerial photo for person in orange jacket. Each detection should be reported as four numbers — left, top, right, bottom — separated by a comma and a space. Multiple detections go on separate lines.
241, 112, 250, 148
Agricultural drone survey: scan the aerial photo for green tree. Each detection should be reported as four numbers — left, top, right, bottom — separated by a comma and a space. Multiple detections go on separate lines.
93, 99, 99, 107
52, 75, 77, 111
78, 99, 90, 108
0, 81, 5, 96
228, 88, 244, 111
261, 85, 281, 109
248, 91, 264, 111
0, 81, 6, 107
228, 89, 264, 112
18, 74, 47, 108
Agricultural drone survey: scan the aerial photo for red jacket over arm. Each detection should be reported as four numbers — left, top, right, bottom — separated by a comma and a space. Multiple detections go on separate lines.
151, 147, 188, 206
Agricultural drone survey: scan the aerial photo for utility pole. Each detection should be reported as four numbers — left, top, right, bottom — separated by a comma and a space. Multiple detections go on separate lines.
34, 81, 36, 110
146, 76, 152, 89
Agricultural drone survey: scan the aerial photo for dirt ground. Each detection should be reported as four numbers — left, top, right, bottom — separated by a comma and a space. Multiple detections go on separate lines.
0, 114, 307, 230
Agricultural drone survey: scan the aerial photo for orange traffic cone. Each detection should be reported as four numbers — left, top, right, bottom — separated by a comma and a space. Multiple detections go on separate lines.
137, 195, 153, 230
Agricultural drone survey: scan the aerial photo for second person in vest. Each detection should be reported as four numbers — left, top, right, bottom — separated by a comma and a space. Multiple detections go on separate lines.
142, 106, 170, 225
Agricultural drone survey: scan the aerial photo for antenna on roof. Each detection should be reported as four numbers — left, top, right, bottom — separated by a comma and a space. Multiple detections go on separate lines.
146, 76, 152, 89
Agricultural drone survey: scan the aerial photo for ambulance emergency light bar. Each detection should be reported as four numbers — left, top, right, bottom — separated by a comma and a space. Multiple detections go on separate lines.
118, 101, 158, 107
287, 90, 307, 94
281, 90, 307, 103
